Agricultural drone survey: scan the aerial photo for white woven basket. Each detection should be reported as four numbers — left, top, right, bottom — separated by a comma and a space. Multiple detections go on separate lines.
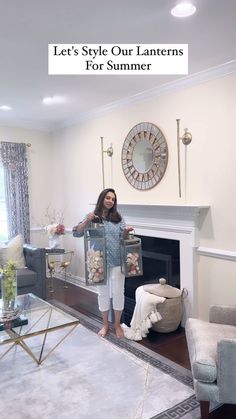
152, 296, 182, 333
152, 288, 188, 333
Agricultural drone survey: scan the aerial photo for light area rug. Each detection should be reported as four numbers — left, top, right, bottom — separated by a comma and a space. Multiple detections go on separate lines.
0, 306, 200, 419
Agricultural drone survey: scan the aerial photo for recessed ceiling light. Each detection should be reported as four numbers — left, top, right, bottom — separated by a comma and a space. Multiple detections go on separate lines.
42, 96, 65, 105
171, 2, 196, 18
0, 105, 12, 111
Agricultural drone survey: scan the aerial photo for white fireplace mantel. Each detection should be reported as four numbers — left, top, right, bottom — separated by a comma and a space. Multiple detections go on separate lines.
118, 204, 209, 228
118, 203, 210, 323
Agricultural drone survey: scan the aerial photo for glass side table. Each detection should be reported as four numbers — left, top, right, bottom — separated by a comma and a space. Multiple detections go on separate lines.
46, 248, 65, 296
46, 249, 74, 295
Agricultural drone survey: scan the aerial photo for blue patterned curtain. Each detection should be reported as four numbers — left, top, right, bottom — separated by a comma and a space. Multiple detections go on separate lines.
0, 142, 30, 243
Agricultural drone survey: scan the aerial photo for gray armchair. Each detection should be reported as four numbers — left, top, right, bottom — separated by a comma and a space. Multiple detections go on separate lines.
185, 305, 236, 418
17, 245, 47, 299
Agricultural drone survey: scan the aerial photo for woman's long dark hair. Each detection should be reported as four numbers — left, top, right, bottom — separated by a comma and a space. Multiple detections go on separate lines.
94, 188, 122, 223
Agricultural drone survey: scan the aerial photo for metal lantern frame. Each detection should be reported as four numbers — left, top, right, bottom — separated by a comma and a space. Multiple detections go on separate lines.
84, 222, 107, 286
121, 234, 143, 277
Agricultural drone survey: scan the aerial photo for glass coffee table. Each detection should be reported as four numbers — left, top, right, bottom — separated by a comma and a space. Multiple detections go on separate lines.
0, 293, 79, 365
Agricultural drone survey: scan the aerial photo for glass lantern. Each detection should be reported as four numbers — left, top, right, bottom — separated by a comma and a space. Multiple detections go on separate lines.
84, 221, 107, 286
0, 262, 21, 321
121, 233, 143, 277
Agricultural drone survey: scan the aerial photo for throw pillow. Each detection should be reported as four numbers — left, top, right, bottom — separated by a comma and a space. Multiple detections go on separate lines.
0, 234, 26, 268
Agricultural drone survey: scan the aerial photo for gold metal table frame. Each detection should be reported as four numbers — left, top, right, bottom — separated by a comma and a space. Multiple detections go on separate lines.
0, 293, 79, 365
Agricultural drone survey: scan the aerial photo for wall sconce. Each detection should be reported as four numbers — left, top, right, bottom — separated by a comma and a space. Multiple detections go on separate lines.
100, 137, 113, 189
176, 119, 192, 198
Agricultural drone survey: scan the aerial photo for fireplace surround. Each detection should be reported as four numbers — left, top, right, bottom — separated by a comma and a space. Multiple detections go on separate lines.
118, 204, 209, 325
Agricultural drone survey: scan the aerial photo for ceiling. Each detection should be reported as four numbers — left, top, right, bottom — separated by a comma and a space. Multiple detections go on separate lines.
0, 0, 236, 132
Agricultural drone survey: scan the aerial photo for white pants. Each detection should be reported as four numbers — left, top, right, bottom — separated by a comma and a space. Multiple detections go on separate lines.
97, 266, 125, 312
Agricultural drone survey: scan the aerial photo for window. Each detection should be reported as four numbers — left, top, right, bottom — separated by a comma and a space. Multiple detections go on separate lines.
0, 142, 30, 243
0, 163, 8, 242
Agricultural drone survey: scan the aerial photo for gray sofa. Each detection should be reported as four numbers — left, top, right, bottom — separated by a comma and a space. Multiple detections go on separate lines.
4, 244, 47, 300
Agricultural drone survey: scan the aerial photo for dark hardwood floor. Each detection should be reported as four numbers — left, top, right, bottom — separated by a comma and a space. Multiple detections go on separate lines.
48, 278, 236, 418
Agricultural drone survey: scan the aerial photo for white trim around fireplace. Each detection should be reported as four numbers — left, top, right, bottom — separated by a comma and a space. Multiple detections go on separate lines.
118, 204, 210, 324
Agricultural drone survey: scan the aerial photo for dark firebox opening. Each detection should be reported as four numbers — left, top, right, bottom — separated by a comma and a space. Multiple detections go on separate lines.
124, 236, 180, 323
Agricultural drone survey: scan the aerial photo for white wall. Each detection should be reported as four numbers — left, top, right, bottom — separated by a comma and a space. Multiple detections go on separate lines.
2, 74, 235, 319
51, 73, 236, 319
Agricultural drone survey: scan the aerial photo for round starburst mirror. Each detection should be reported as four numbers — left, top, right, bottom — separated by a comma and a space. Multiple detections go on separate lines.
121, 122, 168, 190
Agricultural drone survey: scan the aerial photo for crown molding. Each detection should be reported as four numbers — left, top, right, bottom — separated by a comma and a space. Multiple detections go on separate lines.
2, 60, 236, 133
62, 60, 236, 128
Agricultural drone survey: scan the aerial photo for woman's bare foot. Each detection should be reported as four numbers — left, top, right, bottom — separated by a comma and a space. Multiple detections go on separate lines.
98, 326, 109, 338
115, 325, 124, 339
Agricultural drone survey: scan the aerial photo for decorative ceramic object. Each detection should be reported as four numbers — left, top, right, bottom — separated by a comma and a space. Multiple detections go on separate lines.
46, 223, 65, 249
48, 234, 61, 249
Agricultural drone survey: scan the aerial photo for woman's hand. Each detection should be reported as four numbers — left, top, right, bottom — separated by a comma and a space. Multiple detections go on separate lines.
86, 212, 96, 222
123, 226, 134, 239
124, 226, 134, 233
73, 212, 96, 233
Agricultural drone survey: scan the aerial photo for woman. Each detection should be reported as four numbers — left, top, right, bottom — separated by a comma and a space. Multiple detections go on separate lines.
73, 188, 133, 339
